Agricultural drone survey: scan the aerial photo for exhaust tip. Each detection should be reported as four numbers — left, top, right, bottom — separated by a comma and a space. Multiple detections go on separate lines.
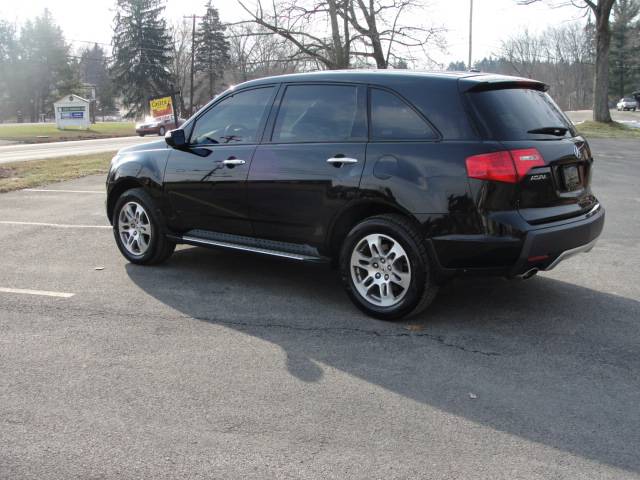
520, 268, 539, 280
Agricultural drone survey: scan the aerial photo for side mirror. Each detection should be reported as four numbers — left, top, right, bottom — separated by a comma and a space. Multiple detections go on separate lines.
165, 129, 186, 148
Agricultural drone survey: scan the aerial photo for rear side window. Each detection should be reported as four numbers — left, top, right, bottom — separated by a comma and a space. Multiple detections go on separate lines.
468, 88, 574, 140
370, 88, 437, 141
272, 84, 362, 142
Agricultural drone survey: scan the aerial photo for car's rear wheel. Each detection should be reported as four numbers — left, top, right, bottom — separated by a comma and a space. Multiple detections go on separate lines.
339, 214, 438, 320
159, 126, 166, 136
113, 188, 175, 265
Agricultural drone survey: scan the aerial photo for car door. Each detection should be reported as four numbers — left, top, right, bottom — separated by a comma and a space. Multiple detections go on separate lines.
359, 87, 459, 217
248, 83, 367, 246
163, 86, 276, 235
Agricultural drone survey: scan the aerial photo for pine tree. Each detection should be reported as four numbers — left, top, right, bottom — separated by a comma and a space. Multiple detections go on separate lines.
80, 44, 117, 115
194, 1, 229, 99
610, 0, 640, 98
111, 0, 173, 118
0, 20, 18, 119
19, 10, 79, 121
446, 61, 467, 72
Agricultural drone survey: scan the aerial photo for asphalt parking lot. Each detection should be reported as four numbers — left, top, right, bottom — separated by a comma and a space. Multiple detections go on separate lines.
1, 138, 639, 479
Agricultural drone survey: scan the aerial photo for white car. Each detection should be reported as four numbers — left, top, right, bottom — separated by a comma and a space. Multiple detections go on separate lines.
617, 97, 638, 111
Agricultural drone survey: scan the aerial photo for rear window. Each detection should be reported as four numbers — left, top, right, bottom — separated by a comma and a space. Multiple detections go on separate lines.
468, 88, 574, 140
370, 88, 437, 140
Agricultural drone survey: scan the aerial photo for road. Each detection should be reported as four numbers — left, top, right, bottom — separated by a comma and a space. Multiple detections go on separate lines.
0, 135, 157, 164
0, 108, 635, 166
565, 108, 640, 128
0, 139, 639, 479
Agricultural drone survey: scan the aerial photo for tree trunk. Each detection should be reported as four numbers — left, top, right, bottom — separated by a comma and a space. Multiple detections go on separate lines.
357, 0, 387, 68
209, 71, 215, 99
328, 0, 349, 68
592, 0, 615, 123
370, 35, 387, 68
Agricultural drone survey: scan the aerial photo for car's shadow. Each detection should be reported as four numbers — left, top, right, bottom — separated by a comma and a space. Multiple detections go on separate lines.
126, 245, 640, 473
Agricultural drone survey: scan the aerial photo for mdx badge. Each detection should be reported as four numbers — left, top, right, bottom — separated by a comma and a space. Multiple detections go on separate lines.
529, 173, 548, 181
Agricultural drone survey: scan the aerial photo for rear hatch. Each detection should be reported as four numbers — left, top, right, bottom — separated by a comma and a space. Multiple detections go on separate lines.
466, 84, 598, 224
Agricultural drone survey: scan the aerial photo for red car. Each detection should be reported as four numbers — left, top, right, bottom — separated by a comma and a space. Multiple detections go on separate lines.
136, 116, 185, 136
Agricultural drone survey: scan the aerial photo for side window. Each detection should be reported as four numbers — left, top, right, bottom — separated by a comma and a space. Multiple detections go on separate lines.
272, 84, 361, 143
190, 87, 274, 145
370, 88, 437, 140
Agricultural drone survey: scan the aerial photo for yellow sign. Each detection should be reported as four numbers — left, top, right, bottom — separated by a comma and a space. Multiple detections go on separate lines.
149, 96, 173, 118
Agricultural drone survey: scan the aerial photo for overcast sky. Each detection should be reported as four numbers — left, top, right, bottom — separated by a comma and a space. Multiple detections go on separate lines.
0, 0, 586, 67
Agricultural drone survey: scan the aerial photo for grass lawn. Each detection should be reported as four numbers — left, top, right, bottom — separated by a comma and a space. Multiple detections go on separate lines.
576, 121, 640, 139
0, 122, 136, 143
0, 152, 114, 193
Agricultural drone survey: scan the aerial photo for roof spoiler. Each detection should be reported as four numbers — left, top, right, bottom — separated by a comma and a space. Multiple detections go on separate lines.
462, 79, 548, 93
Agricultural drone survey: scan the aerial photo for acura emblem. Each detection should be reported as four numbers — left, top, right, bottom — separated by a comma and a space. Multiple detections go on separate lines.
573, 144, 582, 159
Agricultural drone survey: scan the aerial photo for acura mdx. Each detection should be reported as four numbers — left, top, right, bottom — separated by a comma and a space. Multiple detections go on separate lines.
106, 71, 605, 320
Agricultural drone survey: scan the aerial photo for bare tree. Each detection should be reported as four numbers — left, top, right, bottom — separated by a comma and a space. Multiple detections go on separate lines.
170, 19, 192, 116
346, 0, 444, 67
500, 29, 545, 78
226, 24, 308, 82
236, 0, 351, 69
496, 22, 595, 110
519, 0, 616, 122
236, 0, 444, 69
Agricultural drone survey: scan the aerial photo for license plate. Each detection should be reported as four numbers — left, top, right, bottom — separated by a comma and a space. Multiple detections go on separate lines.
562, 165, 581, 191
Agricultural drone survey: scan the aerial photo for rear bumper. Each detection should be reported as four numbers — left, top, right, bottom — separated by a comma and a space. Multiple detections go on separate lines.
509, 203, 604, 276
427, 204, 605, 278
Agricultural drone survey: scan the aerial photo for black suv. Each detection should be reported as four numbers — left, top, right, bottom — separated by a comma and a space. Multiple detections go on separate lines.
106, 70, 604, 320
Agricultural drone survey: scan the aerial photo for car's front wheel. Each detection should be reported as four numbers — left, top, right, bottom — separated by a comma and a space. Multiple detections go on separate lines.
339, 214, 438, 320
158, 126, 166, 136
113, 188, 175, 265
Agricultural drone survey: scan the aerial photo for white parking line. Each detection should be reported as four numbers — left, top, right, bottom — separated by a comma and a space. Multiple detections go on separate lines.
0, 287, 74, 298
0, 221, 111, 229
23, 189, 105, 194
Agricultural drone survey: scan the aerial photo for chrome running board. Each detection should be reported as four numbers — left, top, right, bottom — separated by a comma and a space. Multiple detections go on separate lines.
170, 230, 328, 263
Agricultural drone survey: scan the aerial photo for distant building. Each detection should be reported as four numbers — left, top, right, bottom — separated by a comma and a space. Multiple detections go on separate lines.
54, 94, 91, 130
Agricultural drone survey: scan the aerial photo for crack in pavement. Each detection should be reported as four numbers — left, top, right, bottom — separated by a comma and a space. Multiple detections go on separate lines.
192, 316, 503, 357
0, 300, 503, 357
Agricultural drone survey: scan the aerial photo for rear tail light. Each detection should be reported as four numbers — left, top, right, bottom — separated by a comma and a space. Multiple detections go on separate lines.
510, 148, 545, 178
465, 151, 517, 183
466, 148, 545, 183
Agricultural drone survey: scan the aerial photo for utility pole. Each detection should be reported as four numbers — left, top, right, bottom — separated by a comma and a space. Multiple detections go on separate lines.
190, 15, 196, 117
184, 14, 203, 117
468, 0, 473, 70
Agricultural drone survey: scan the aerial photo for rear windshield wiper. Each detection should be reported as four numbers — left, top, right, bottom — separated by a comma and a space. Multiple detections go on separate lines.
527, 126, 569, 136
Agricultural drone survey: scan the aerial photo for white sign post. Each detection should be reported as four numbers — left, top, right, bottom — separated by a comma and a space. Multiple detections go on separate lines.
54, 94, 91, 130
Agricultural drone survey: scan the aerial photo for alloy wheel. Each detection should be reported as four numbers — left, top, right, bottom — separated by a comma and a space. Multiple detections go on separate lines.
350, 233, 411, 307
118, 201, 152, 256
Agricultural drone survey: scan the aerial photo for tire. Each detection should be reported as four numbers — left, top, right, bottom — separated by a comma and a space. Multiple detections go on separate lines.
158, 126, 166, 136
339, 214, 438, 321
138, 133, 145, 137
112, 188, 175, 265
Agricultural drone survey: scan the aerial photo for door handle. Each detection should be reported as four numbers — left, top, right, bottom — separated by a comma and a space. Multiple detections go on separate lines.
222, 159, 246, 166
326, 157, 358, 164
